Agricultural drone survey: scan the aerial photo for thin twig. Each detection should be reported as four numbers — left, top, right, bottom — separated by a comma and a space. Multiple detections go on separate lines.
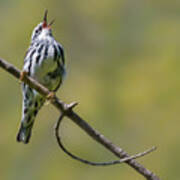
0, 58, 161, 180
55, 113, 156, 166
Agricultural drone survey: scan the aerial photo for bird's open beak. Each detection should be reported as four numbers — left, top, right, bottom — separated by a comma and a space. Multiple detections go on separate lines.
42, 10, 55, 29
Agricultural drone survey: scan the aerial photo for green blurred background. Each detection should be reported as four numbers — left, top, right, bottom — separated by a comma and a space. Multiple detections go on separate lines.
0, 0, 180, 179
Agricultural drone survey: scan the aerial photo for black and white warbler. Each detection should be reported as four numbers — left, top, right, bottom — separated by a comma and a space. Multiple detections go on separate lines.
17, 10, 65, 144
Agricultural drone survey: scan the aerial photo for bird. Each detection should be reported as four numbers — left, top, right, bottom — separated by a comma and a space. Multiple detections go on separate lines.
17, 10, 66, 144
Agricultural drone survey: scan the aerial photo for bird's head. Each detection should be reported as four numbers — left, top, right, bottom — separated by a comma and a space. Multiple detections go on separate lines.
31, 10, 55, 41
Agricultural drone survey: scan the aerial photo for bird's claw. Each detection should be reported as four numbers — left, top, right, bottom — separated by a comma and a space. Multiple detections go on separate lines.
45, 92, 56, 105
46, 92, 56, 101
20, 71, 28, 81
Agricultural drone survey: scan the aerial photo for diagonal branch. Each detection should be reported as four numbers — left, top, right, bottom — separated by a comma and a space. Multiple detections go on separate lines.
0, 58, 161, 180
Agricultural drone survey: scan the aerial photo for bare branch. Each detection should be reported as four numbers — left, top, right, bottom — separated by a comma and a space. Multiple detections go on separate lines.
0, 58, 161, 180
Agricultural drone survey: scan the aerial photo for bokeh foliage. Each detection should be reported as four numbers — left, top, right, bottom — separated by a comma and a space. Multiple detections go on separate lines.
1, 0, 180, 179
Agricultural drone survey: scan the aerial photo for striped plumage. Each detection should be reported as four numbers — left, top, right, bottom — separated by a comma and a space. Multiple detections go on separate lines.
17, 11, 65, 144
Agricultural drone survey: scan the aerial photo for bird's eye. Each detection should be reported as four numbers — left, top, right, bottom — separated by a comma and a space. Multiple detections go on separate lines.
35, 30, 39, 33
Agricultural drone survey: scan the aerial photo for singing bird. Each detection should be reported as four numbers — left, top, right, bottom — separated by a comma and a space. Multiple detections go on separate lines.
17, 10, 65, 144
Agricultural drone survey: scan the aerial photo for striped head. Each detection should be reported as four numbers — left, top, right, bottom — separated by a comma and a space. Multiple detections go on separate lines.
31, 10, 54, 42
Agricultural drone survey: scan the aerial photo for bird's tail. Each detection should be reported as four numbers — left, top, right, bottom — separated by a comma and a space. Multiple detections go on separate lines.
17, 96, 45, 144
16, 118, 35, 144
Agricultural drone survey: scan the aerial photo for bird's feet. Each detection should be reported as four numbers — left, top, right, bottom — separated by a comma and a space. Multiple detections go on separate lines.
20, 71, 28, 81
47, 92, 56, 99
46, 92, 56, 105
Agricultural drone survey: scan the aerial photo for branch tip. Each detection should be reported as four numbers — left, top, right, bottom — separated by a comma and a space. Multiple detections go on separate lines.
66, 101, 78, 110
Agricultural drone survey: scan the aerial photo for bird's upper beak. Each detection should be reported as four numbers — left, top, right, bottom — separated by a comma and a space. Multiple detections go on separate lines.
42, 10, 55, 29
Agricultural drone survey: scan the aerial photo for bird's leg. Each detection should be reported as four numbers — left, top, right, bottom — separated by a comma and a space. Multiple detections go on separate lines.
47, 91, 56, 100
20, 71, 28, 81
45, 92, 56, 105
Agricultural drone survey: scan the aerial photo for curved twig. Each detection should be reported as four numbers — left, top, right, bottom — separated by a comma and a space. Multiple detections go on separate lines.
55, 113, 156, 166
